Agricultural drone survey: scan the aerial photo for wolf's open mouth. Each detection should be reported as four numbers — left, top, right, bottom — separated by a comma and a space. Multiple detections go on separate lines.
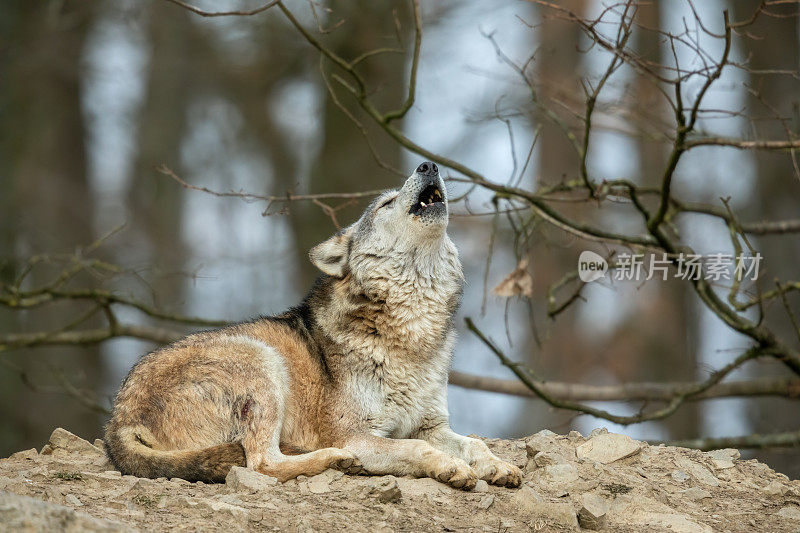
409, 184, 444, 215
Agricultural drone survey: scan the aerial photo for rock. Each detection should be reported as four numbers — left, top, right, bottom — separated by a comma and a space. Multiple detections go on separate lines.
395, 477, 443, 498
533, 451, 566, 467
473, 479, 489, 493
40, 445, 54, 456
316, 469, 345, 483
510, 485, 544, 512
525, 433, 559, 459
368, 477, 401, 503
578, 493, 608, 530
81, 471, 122, 482
777, 506, 800, 521
588, 428, 608, 438
64, 494, 83, 507
542, 464, 579, 485
762, 481, 788, 497
673, 456, 719, 487
681, 487, 712, 501
225, 466, 278, 493
0, 490, 129, 532
706, 449, 738, 470
132, 478, 159, 491
576, 433, 644, 464
307, 475, 331, 495
48, 429, 104, 457
8, 448, 38, 461
671, 470, 690, 483
181, 497, 248, 518
477, 494, 494, 510
518, 500, 579, 530
607, 495, 712, 533
568, 430, 583, 441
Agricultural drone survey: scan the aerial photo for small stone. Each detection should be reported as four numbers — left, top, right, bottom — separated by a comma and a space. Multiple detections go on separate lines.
542, 464, 579, 485
589, 428, 609, 438
40, 445, 53, 456
370, 476, 401, 503
64, 494, 83, 507
534, 451, 566, 467
778, 506, 800, 521
518, 500, 579, 529
48, 428, 104, 456
132, 478, 159, 491
93, 439, 105, 449
578, 493, 608, 530
307, 476, 331, 494
568, 430, 583, 442
707, 448, 739, 461
673, 456, 719, 487
225, 466, 278, 493
706, 448, 738, 470
477, 494, 494, 510
607, 494, 712, 533
525, 433, 559, 459
576, 433, 644, 464
510, 485, 544, 512
682, 487, 712, 501
81, 471, 123, 481
763, 481, 788, 497
8, 448, 38, 461
671, 470, 690, 483
0, 491, 126, 531
473, 479, 489, 493
205, 499, 248, 518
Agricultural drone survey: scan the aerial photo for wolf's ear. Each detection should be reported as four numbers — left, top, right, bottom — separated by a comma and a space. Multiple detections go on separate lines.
309, 226, 353, 277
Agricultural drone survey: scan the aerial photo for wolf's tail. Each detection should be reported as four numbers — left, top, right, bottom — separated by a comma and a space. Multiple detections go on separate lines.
104, 424, 245, 483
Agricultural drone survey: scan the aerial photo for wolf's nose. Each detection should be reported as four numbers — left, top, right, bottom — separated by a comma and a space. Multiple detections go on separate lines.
416, 161, 438, 176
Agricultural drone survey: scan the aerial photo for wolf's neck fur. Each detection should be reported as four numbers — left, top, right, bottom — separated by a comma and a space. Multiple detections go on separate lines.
306, 236, 463, 377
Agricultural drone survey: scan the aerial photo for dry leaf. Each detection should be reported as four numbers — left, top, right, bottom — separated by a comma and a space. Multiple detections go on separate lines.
493, 258, 533, 298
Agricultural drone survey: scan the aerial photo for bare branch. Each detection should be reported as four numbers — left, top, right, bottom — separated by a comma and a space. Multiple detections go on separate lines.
162, 0, 279, 17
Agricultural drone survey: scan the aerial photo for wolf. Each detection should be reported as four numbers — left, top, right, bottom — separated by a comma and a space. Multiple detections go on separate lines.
104, 162, 522, 490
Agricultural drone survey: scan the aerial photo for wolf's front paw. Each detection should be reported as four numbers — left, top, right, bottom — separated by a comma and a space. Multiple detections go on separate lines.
431, 461, 477, 491
472, 458, 522, 488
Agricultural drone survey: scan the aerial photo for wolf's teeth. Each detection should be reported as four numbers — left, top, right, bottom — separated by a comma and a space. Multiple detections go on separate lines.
421, 202, 426, 207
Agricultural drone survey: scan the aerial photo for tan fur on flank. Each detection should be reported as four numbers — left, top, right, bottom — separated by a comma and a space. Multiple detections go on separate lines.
105, 164, 522, 490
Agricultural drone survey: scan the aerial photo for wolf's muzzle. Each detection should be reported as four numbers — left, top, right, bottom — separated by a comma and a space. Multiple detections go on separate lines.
416, 161, 439, 177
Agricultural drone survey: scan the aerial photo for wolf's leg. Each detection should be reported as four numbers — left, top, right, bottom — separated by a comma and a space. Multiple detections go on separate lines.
415, 423, 522, 488
239, 394, 362, 482
254, 447, 362, 483
343, 435, 477, 490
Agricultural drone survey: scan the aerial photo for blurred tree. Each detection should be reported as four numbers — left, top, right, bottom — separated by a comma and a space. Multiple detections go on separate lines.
288, 0, 412, 285
734, 0, 800, 477
0, 0, 105, 452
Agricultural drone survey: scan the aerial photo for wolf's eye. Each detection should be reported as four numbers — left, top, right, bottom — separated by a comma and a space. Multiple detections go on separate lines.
378, 197, 396, 209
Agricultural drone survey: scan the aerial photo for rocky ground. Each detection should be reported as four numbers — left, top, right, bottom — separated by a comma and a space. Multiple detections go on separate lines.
1, 428, 799, 532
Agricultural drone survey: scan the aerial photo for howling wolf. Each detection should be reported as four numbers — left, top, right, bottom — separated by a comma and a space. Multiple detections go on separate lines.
104, 162, 522, 490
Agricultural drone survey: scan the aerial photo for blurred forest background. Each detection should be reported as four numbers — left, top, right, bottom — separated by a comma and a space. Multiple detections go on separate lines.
1, 0, 799, 477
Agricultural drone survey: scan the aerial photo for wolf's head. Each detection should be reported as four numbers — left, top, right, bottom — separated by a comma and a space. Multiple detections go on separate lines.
309, 162, 459, 283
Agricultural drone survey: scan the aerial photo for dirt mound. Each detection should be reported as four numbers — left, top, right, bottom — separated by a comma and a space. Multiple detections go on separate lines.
2, 428, 799, 532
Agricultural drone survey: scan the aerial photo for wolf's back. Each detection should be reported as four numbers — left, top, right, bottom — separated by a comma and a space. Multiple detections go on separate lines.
104, 423, 245, 483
